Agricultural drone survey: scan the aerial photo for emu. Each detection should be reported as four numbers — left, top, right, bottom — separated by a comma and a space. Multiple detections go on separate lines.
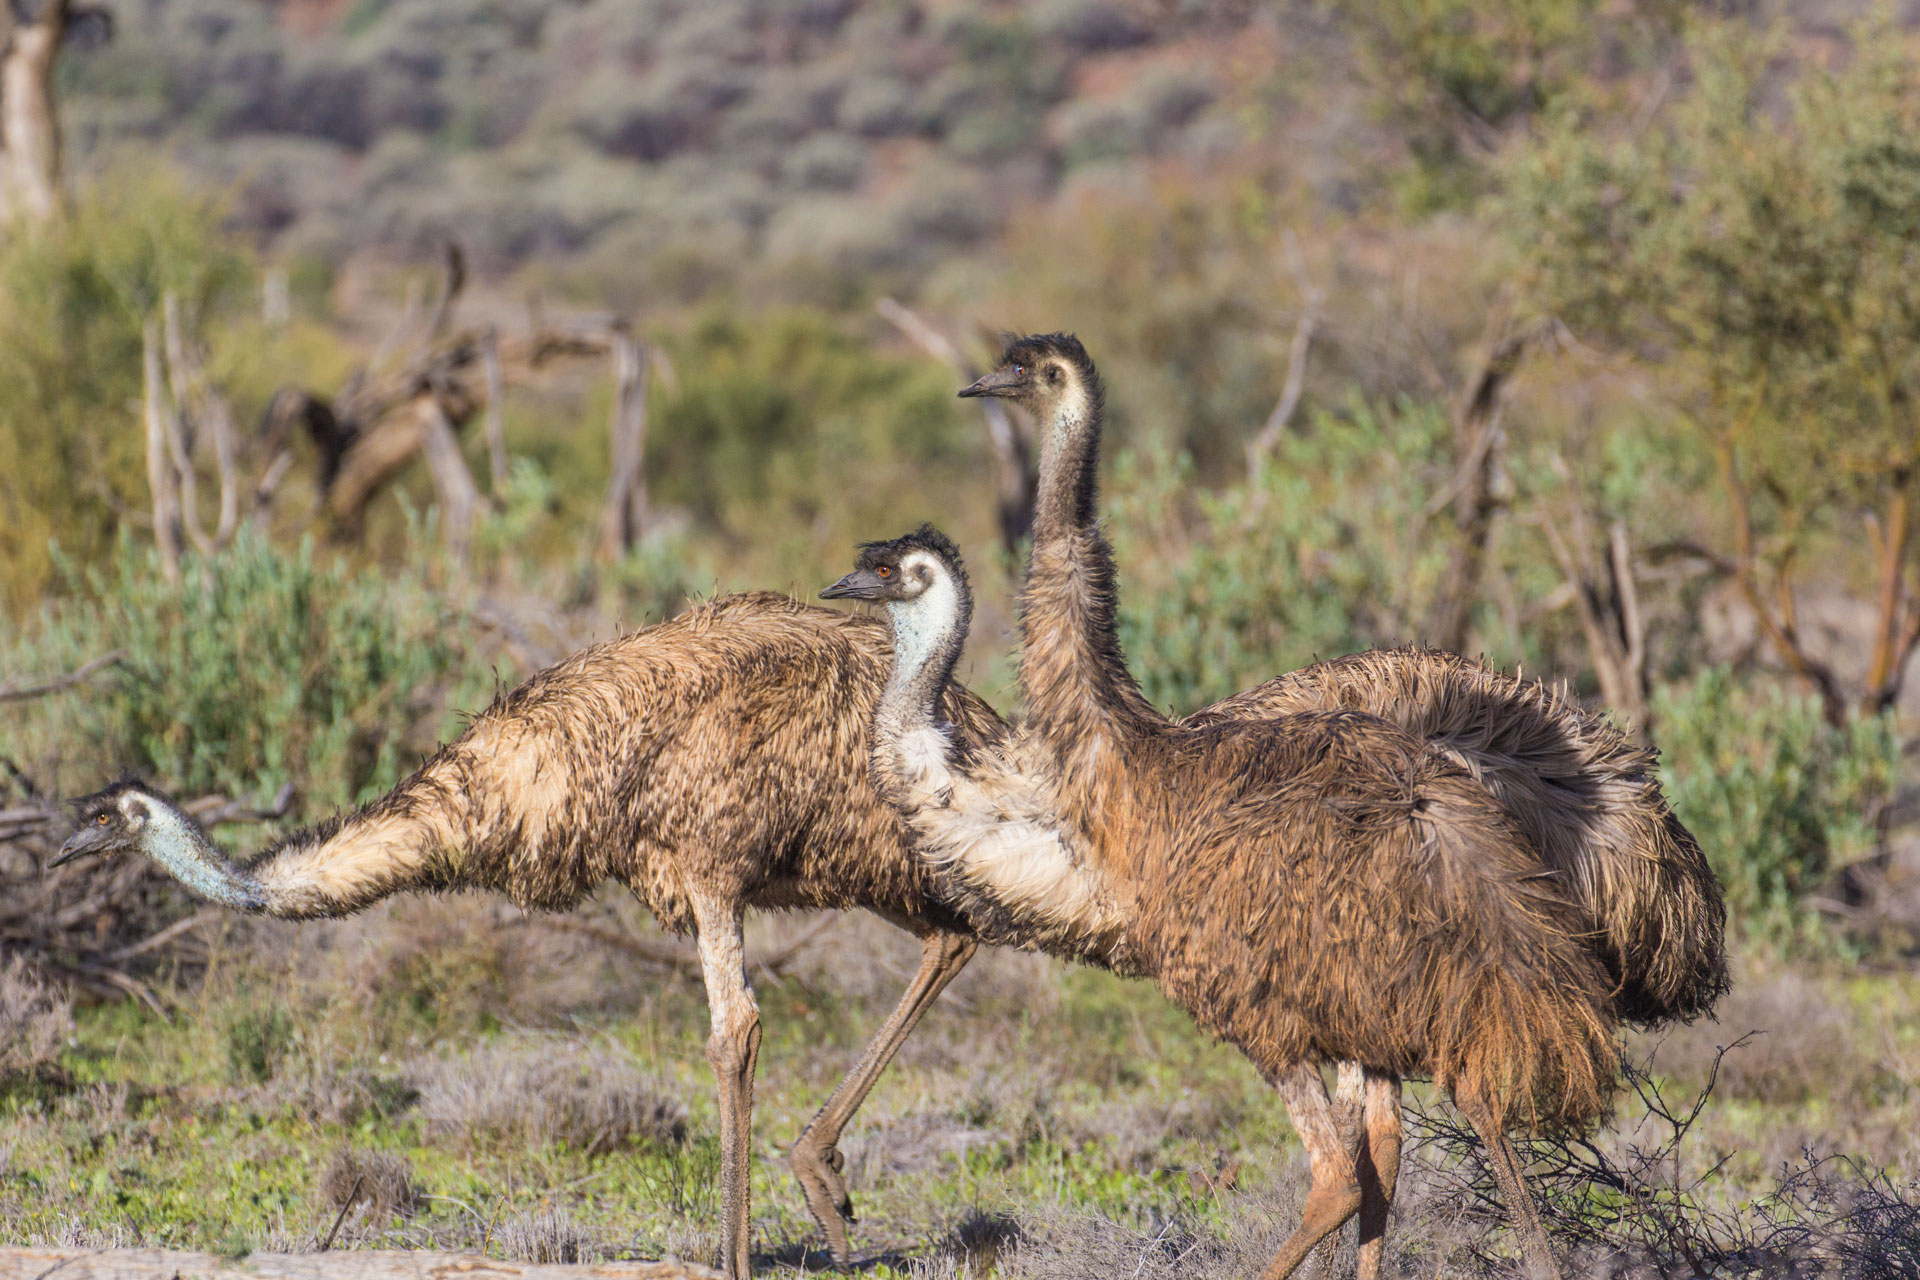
51, 592, 1009, 1280
951, 333, 1726, 1274
825, 526, 1620, 1280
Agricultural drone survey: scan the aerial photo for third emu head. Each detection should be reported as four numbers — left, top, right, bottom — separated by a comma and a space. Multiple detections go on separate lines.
958, 332, 1102, 416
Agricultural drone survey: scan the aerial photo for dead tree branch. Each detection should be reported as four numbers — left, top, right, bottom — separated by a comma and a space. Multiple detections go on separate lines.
598, 323, 651, 561
163, 291, 242, 546
876, 297, 1036, 557
1425, 314, 1549, 653
1245, 230, 1324, 489
1539, 461, 1650, 734
140, 319, 184, 582
0, 649, 125, 703
481, 326, 508, 495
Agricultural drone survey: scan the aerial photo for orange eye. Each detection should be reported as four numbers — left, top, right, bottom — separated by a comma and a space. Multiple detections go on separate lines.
1013, 365, 1026, 376
96, 813, 110, 825
877, 566, 892, 578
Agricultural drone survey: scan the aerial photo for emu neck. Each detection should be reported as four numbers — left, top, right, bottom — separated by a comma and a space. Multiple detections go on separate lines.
142, 803, 268, 912
880, 573, 971, 744
1020, 380, 1165, 756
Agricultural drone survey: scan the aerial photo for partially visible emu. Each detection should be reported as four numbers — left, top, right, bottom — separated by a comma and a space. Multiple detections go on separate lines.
955, 333, 1725, 1275
51, 592, 1007, 1280
826, 527, 1621, 1280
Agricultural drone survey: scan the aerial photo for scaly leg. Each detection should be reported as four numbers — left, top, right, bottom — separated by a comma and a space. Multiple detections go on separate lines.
791, 923, 976, 1268
1458, 1096, 1558, 1280
1354, 1071, 1403, 1280
1261, 1063, 1363, 1280
692, 895, 762, 1280
1305, 1063, 1368, 1279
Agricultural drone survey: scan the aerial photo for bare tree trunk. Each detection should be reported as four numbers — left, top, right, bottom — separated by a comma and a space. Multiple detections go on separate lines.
415, 396, 479, 561
1863, 480, 1920, 716
1542, 492, 1650, 736
0, 0, 68, 228
1425, 320, 1542, 653
1245, 230, 1324, 490
140, 321, 183, 584
598, 326, 650, 561
876, 297, 1035, 557
163, 291, 241, 547
482, 326, 509, 495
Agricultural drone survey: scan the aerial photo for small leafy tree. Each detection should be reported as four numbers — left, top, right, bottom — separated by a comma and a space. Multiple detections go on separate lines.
1511, 16, 1920, 722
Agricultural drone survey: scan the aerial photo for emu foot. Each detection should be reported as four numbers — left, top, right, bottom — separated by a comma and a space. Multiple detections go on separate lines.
790, 1137, 856, 1268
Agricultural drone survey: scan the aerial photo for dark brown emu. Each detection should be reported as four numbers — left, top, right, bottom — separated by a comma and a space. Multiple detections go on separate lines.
951, 333, 1726, 1276
827, 526, 1621, 1280
52, 592, 1007, 1280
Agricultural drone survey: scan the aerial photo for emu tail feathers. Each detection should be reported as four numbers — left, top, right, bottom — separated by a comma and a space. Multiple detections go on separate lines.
1413, 773, 1621, 1135
1208, 649, 1729, 1028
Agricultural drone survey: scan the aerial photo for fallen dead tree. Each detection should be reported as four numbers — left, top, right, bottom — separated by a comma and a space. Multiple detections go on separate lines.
254, 246, 655, 562
0, 1250, 721, 1280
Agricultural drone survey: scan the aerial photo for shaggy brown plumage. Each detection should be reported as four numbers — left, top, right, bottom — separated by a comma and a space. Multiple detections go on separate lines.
991, 331, 1725, 1031
932, 332, 1726, 1279
54, 592, 1007, 1280
1197, 648, 1727, 1027
837, 529, 1621, 1280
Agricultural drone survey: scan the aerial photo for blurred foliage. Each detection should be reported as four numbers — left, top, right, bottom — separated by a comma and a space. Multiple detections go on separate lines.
0, 176, 247, 613
1340, 0, 1680, 212
0, 532, 496, 811
648, 307, 990, 583
1509, 13, 1920, 581
1110, 398, 1462, 715
56, 0, 1232, 273
1655, 668, 1899, 951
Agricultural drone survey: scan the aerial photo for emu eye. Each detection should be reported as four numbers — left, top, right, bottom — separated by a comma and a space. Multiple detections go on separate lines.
96, 813, 110, 825
1013, 364, 1025, 377
877, 566, 892, 578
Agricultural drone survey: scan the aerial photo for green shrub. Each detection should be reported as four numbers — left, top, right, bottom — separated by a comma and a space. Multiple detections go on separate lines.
0, 531, 494, 814
0, 175, 247, 612
1652, 667, 1898, 949
1109, 398, 1459, 715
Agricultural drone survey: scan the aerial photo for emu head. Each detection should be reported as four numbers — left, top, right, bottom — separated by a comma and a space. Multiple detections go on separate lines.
51, 780, 163, 868
821, 524, 968, 606
957, 332, 1100, 417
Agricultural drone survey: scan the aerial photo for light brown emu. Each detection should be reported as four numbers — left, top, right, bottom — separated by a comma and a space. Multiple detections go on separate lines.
51, 592, 1008, 1280
826, 526, 1621, 1280
954, 333, 1726, 1274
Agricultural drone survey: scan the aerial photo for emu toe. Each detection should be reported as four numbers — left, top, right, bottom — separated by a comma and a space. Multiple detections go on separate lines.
791, 1138, 858, 1267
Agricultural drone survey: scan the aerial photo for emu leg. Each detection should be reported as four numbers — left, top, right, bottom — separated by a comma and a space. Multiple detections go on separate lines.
1354, 1071, 1403, 1280
1261, 1063, 1363, 1280
1305, 1063, 1368, 1279
693, 897, 762, 1280
1458, 1098, 1557, 1280
791, 924, 976, 1268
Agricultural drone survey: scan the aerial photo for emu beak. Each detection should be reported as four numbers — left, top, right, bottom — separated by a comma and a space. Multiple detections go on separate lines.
49, 827, 103, 869
958, 367, 1022, 399
820, 569, 887, 601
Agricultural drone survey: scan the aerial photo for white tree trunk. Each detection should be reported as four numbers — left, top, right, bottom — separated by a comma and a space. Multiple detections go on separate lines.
598, 327, 650, 561
0, 0, 69, 227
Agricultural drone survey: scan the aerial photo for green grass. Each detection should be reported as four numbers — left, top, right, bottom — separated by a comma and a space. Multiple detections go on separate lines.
7, 904, 1915, 1274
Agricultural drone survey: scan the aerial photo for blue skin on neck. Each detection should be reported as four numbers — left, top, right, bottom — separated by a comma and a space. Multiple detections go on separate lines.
143, 804, 268, 912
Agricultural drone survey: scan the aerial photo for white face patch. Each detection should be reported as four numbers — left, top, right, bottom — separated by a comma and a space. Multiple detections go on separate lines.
884, 551, 961, 689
